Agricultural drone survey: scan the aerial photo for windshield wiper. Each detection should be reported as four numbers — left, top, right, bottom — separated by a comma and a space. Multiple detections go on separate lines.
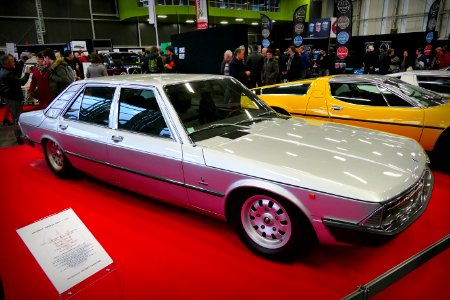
188, 123, 250, 136
256, 111, 277, 118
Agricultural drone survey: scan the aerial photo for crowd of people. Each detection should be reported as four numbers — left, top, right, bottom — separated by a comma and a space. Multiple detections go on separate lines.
0, 48, 80, 143
1, 42, 449, 144
0, 45, 179, 142
222, 44, 340, 88
223, 44, 450, 89
364, 46, 450, 74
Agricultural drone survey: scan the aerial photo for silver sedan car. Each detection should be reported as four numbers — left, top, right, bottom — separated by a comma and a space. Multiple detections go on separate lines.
19, 74, 434, 260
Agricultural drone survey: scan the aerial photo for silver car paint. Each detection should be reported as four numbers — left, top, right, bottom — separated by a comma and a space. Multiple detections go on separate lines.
18, 74, 432, 246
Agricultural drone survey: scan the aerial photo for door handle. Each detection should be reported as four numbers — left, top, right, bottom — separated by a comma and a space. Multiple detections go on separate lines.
59, 124, 68, 130
331, 106, 344, 111
111, 135, 124, 143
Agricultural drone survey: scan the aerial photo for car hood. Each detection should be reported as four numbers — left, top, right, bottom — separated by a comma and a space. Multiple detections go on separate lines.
198, 118, 428, 203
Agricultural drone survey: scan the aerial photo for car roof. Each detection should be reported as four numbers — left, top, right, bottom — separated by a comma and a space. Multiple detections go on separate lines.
328, 74, 394, 83
389, 70, 450, 76
82, 73, 228, 89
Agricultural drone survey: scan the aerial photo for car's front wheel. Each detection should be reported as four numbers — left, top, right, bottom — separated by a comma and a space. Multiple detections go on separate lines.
232, 192, 312, 261
44, 139, 73, 178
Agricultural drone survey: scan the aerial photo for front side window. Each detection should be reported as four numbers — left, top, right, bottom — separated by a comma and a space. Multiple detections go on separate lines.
330, 83, 387, 106
118, 88, 171, 138
64, 86, 115, 126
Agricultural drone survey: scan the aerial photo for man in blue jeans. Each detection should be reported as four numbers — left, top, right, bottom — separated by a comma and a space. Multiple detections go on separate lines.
0, 54, 31, 143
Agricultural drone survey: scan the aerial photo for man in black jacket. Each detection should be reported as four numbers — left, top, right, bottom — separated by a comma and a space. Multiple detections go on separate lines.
0, 54, 30, 143
229, 47, 250, 86
282, 46, 301, 82
246, 44, 264, 88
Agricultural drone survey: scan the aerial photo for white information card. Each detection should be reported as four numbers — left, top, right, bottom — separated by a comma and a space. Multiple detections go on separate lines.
17, 208, 113, 294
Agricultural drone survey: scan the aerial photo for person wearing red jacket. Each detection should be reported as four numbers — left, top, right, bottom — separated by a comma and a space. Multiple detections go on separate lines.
28, 52, 52, 109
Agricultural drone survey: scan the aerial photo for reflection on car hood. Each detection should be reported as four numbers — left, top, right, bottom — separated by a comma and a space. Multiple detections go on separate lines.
199, 118, 427, 202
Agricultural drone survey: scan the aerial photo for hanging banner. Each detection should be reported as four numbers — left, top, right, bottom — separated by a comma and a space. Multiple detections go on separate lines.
425, 0, 440, 56
260, 14, 272, 48
147, 0, 155, 25
306, 18, 331, 38
195, 0, 209, 30
293, 5, 307, 47
334, 0, 352, 60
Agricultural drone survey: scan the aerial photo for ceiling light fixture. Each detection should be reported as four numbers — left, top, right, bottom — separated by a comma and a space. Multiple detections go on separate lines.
235, 18, 244, 21
251, 22, 258, 25
220, 21, 229, 24
186, 19, 195, 23
157, 15, 167, 18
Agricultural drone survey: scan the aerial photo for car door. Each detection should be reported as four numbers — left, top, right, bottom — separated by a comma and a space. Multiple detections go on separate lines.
106, 86, 188, 206
257, 82, 311, 116
327, 81, 424, 141
57, 84, 116, 181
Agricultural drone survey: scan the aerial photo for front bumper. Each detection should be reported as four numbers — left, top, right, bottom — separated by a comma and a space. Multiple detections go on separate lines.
323, 167, 434, 242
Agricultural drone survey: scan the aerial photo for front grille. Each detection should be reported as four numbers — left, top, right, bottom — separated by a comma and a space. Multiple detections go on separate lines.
360, 168, 433, 232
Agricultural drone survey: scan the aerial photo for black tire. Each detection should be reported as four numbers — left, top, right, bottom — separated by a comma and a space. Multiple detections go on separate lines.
432, 133, 450, 172
231, 192, 312, 261
43, 139, 74, 178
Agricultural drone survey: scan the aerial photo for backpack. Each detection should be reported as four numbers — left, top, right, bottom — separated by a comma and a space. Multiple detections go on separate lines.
66, 65, 75, 83
148, 57, 158, 73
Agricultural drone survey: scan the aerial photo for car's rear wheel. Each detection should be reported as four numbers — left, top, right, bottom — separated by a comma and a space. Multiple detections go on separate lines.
232, 192, 312, 261
433, 131, 450, 172
44, 140, 73, 178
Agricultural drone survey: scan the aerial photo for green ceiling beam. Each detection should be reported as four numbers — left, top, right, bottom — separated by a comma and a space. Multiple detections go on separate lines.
118, 1, 310, 22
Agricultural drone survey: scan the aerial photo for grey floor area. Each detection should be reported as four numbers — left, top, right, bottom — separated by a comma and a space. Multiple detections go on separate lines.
0, 125, 20, 148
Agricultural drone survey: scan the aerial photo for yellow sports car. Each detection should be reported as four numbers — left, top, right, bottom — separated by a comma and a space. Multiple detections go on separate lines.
254, 75, 450, 169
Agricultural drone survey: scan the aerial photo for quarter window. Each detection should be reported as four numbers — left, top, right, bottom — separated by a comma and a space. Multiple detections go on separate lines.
118, 88, 171, 138
64, 86, 115, 126
330, 83, 388, 106
417, 76, 450, 94
261, 83, 311, 95
378, 86, 413, 107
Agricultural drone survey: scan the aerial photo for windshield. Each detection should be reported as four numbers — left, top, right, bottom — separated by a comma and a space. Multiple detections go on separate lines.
164, 78, 288, 142
383, 77, 448, 107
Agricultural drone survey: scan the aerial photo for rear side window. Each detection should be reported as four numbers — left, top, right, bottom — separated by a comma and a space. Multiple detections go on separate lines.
261, 83, 311, 95
64, 86, 115, 126
417, 76, 450, 94
330, 83, 388, 106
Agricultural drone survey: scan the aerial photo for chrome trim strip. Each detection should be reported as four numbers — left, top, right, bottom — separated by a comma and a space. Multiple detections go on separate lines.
289, 113, 445, 131
65, 150, 224, 197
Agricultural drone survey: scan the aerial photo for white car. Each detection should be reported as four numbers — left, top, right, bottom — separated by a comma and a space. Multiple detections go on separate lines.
18, 74, 434, 260
388, 70, 450, 95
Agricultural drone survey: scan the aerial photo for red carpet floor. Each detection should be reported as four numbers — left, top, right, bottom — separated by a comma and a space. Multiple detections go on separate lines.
0, 145, 449, 299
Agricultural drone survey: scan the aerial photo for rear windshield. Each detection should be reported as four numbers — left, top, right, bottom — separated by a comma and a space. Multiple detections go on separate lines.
383, 77, 448, 107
